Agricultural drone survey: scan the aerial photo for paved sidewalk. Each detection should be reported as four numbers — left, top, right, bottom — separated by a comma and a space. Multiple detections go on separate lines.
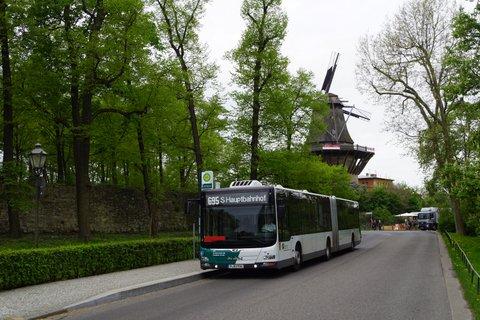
437, 233, 473, 320
0, 260, 201, 319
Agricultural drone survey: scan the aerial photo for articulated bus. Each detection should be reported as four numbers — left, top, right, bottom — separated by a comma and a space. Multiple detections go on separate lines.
195, 180, 361, 270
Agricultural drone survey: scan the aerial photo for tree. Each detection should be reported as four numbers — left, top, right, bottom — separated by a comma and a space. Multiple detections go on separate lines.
445, 4, 480, 100
58, 0, 155, 240
358, 184, 422, 217
259, 149, 354, 199
230, 0, 288, 179
263, 69, 328, 151
0, 0, 22, 237
155, 0, 216, 190
356, 0, 467, 234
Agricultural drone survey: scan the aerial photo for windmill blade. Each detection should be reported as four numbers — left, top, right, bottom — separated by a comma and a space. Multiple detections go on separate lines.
321, 52, 339, 93
342, 106, 371, 121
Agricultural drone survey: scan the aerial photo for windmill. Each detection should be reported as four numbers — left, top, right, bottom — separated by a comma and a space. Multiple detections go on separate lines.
310, 53, 375, 177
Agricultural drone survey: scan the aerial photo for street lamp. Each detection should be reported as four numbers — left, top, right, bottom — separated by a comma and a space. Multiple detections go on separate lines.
29, 143, 47, 172
29, 143, 47, 247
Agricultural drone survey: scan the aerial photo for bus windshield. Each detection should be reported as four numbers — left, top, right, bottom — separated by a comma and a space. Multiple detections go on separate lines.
418, 212, 431, 220
202, 204, 276, 248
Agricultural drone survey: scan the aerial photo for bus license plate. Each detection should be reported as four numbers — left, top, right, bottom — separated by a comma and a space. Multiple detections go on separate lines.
228, 264, 244, 269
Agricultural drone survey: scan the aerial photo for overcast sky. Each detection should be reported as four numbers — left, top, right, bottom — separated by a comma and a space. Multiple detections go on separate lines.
198, 0, 474, 188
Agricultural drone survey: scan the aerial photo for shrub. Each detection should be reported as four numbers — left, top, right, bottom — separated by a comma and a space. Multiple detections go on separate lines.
373, 206, 394, 225
0, 238, 194, 290
439, 208, 456, 232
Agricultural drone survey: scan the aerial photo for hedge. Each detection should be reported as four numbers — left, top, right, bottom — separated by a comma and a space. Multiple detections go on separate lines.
0, 238, 194, 291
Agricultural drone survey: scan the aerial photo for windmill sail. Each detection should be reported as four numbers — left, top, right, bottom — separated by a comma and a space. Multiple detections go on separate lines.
310, 53, 374, 177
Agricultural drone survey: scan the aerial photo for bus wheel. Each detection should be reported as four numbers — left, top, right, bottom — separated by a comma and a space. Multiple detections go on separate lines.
325, 240, 331, 261
293, 244, 302, 271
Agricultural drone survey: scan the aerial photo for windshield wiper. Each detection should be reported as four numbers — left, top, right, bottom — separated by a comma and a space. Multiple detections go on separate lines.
237, 237, 269, 245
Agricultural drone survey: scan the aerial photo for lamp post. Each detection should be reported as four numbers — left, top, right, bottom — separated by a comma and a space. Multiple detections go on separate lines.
29, 143, 47, 247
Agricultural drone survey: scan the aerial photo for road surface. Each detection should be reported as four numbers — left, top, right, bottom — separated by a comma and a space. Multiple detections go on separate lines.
56, 231, 452, 320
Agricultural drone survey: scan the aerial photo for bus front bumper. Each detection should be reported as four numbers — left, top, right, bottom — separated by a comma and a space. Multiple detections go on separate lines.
201, 261, 280, 270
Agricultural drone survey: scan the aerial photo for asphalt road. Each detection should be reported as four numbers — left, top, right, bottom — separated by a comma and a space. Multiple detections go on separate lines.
57, 231, 452, 320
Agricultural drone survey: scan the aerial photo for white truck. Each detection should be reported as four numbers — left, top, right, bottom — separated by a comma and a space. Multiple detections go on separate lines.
417, 207, 439, 231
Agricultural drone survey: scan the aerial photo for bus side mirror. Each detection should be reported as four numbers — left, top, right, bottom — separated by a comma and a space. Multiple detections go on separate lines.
185, 198, 200, 215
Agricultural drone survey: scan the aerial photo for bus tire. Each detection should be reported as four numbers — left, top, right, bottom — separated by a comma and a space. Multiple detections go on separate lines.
325, 238, 331, 261
293, 243, 302, 271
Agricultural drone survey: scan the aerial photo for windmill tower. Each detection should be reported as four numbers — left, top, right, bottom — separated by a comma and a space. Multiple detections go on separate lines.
310, 53, 375, 179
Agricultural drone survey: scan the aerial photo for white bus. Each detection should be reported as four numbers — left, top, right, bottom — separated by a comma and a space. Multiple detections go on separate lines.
195, 180, 361, 270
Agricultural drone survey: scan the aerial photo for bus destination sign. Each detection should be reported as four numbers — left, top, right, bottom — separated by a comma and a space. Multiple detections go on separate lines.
206, 191, 268, 206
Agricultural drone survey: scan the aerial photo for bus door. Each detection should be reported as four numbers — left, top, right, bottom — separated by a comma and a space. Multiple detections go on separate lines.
276, 191, 292, 262
329, 197, 339, 251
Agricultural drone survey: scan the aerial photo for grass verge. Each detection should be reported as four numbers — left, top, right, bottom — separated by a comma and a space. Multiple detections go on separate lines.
442, 233, 480, 320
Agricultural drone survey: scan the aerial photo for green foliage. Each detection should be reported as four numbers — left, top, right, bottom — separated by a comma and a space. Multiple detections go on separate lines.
0, 238, 193, 290
259, 149, 354, 199
0, 232, 191, 251
372, 207, 394, 225
0, 162, 34, 213
445, 4, 480, 99
0, 0, 434, 241
358, 184, 425, 224
439, 208, 456, 233
263, 69, 329, 150
359, 186, 401, 215
229, 0, 288, 90
440, 162, 480, 235
229, 0, 290, 178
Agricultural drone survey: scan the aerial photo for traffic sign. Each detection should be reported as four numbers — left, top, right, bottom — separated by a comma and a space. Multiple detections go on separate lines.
201, 171, 214, 190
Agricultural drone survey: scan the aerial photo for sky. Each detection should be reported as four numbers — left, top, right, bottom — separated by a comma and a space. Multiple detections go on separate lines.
198, 0, 435, 187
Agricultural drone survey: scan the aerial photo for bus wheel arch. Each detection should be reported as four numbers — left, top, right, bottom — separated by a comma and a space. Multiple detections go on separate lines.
293, 242, 302, 270
325, 237, 331, 261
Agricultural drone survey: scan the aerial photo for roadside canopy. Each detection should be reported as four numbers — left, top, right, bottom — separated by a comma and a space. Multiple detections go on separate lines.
395, 212, 419, 218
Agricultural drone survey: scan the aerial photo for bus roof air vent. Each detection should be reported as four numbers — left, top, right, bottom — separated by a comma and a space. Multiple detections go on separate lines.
229, 180, 263, 188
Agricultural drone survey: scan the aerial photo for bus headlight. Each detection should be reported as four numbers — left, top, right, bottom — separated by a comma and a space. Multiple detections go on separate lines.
201, 256, 209, 262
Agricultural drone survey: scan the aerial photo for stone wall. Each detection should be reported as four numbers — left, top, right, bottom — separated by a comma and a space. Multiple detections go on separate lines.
0, 185, 192, 234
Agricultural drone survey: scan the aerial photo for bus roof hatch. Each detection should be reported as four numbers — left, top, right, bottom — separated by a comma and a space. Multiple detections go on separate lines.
229, 180, 263, 188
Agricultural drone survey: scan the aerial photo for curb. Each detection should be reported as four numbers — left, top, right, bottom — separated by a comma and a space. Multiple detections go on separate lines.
31, 269, 222, 320
436, 232, 473, 320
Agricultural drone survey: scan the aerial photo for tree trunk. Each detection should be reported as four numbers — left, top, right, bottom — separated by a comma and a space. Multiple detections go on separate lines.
100, 162, 106, 183
72, 124, 91, 241
177, 59, 203, 189
65, 4, 91, 241
286, 129, 292, 151
111, 159, 118, 185
250, 59, 262, 180
123, 161, 130, 186
450, 194, 466, 235
179, 166, 186, 189
0, 0, 20, 237
136, 120, 158, 237
158, 138, 164, 185
65, 2, 106, 241
55, 124, 66, 183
